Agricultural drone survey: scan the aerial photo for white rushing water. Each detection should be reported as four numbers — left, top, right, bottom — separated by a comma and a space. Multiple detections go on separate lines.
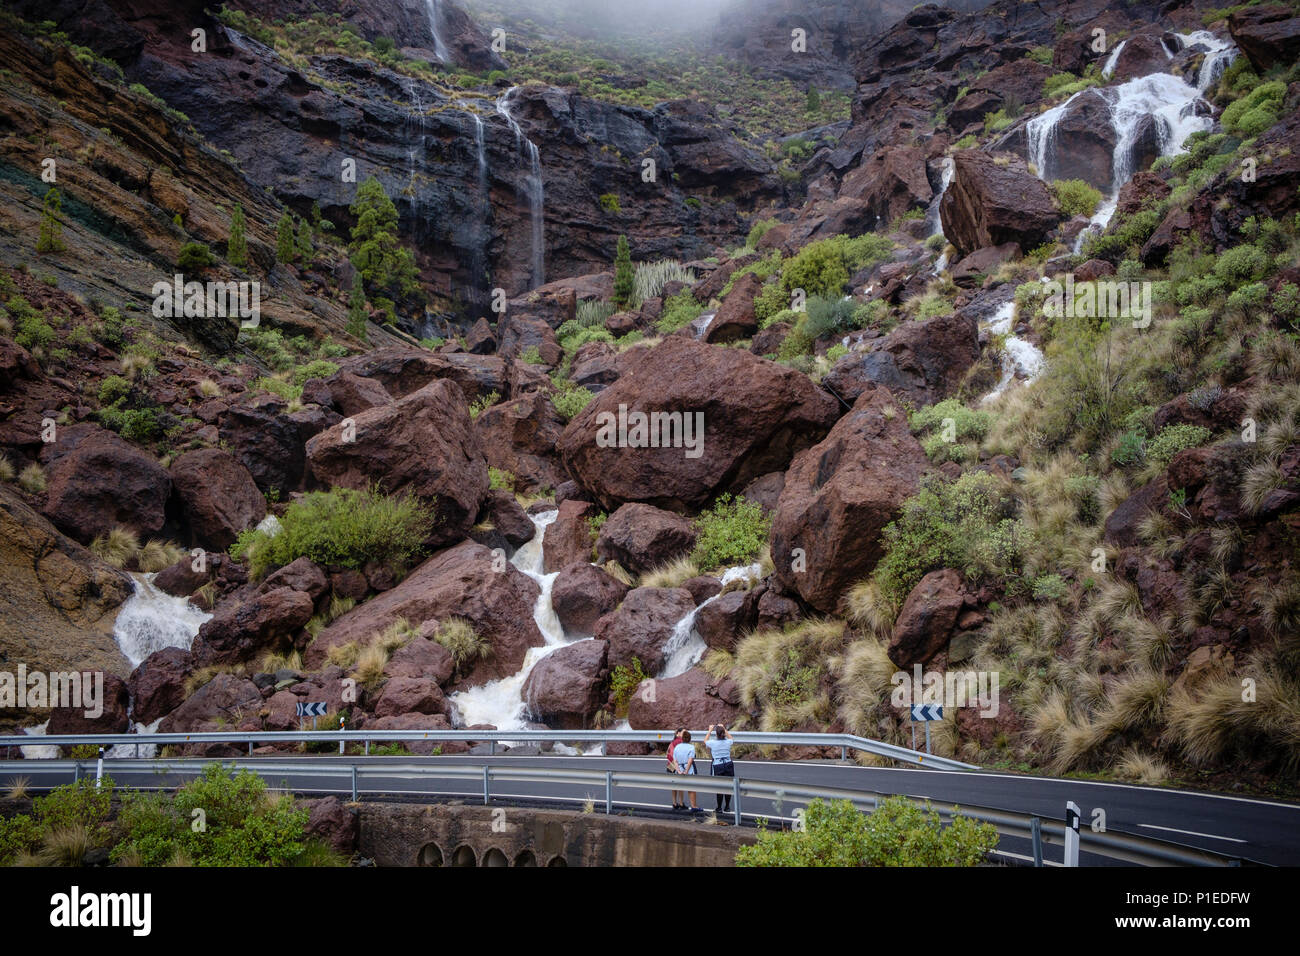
1100, 39, 1128, 79
448, 510, 568, 730
924, 156, 955, 238
1173, 30, 1238, 93
113, 573, 212, 669
422, 0, 452, 63
496, 87, 545, 289
659, 563, 764, 679
980, 299, 1045, 404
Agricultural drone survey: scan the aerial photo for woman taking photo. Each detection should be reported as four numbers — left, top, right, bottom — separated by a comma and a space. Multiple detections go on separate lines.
704, 723, 734, 815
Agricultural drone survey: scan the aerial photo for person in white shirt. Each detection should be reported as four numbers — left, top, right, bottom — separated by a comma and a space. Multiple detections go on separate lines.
672, 730, 700, 815
704, 723, 734, 814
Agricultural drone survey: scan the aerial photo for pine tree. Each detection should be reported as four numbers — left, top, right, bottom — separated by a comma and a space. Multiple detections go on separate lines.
275, 212, 296, 264
227, 203, 248, 268
613, 234, 634, 309
347, 271, 368, 342
805, 86, 821, 114
36, 187, 66, 254
296, 216, 313, 260
349, 176, 418, 299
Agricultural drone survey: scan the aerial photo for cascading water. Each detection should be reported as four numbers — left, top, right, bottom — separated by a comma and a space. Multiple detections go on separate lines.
659, 564, 764, 679
422, 0, 452, 63
113, 573, 213, 668
980, 298, 1044, 403
1172, 30, 1238, 93
448, 511, 571, 731
926, 157, 955, 275
1100, 39, 1128, 79
496, 87, 545, 289
466, 111, 492, 306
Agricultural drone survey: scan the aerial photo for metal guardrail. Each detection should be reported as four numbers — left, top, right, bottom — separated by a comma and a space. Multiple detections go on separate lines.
4, 756, 1247, 867
0, 729, 980, 771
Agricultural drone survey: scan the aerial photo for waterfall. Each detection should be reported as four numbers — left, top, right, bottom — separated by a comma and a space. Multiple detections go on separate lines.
659, 563, 765, 679
980, 298, 1045, 403
1100, 39, 1128, 79
448, 510, 570, 730
467, 111, 492, 304
924, 157, 955, 238
1172, 30, 1238, 93
496, 87, 546, 290
113, 573, 212, 669
422, 0, 452, 63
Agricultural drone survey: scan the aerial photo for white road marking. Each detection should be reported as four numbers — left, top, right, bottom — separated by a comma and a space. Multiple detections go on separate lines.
1137, 823, 1246, 843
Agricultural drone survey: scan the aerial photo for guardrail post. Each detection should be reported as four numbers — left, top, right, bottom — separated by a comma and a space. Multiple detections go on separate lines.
1064, 801, 1081, 867
1030, 816, 1043, 867
490, 740, 496, 756
73, 762, 81, 783
351, 765, 358, 802
482, 765, 490, 806
601, 738, 607, 757
733, 776, 741, 826
605, 771, 612, 815
840, 745, 846, 762
364, 739, 370, 756
248, 741, 253, 756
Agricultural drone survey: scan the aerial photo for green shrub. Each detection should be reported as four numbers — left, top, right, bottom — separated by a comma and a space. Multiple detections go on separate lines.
292, 359, 339, 386
610, 657, 649, 715
910, 399, 992, 444
599, 193, 622, 214
1220, 81, 1284, 138
1212, 244, 1270, 288
802, 295, 857, 340
0, 813, 43, 865
552, 384, 595, 421
97, 404, 163, 442
736, 797, 997, 867
488, 466, 515, 491
230, 485, 433, 579
177, 242, 213, 272
97, 374, 131, 406
1146, 424, 1212, 466
1031, 573, 1070, 603
656, 289, 705, 334
1051, 179, 1102, 218
8, 297, 54, 351
983, 108, 1014, 133
470, 390, 500, 419
826, 344, 849, 362
873, 472, 1020, 606
691, 493, 770, 571
953, 134, 977, 149
782, 239, 849, 298
747, 218, 780, 247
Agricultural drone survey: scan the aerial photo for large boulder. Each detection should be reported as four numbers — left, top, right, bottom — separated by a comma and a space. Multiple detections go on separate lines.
836, 145, 932, 227
301, 796, 359, 857
305, 379, 489, 547
522, 639, 609, 728
595, 502, 696, 575
218, 404, 306, 495
0, 485, 132, 677
771, 385, 929, 613
594, 587, 696, 674
306, 371, 392, 417
887, 569, 966, 668
497, 313, 562, 367
703, 272, 762, 344
551, 563, 630, 634
482, 490, 535, 550
189, 587, 314, 667
1229, 4, 1300, 71
46, 672, 130, 735
822, 309, 979, 408
626, 666, 738, 730
337, 347, 506, 404
473, 390, 568, 494
373, 676, 449, 718
560, 337, 840, 510
304, 541, 543, 689
695, 588, 759, 652
542, 499, 598, 573
384, 635, 456, 686
157, 673, 264, 734
127, 647, 194, 725
169, 448, 266, 551
38, 424, 171, 543
939, 150, 1061, 258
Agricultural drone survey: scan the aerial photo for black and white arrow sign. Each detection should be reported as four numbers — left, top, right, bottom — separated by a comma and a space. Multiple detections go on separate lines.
910, 704, 944, 721
296, 702, 327, 717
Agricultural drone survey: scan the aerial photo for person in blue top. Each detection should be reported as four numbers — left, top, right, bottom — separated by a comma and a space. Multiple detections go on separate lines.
672, 730, 700, 815
704, 723, 734, 815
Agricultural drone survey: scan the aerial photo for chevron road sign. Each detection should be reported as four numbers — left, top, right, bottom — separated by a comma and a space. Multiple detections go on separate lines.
910, 704, 943, 721
296, 702, 327, 717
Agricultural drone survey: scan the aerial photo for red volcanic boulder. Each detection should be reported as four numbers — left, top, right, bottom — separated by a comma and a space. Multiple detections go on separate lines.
1229, 4, 1300, 71
306, 379, 489, 547
704, 272, 762, 344
306, 371, 393, 417
695, 588, 759, 652
887, 569, 966, 668
301, 796, 359, 856
822, 309, 979, 408
837, 145, 932, 227
626, 667, 738, 730
463, 317, 497, 354
542, 499, 597, 573
217, 404, 306, 495
373, 676, 449, 718
595, 502, 696, 575
757, 588, 801, 630
771, 385, 929, 613
939, 150, 1062, 257
258, 557, 329, 603
483, 489, 535, 550
384, 635, 456, 686
337, 347, 506, 404
158, 673, 263, 734
153, 555, 210, 597
1107, 33, 1172, 82
362, 713, 453, 755
190, 587, 314, 667
560, 337, 840, 510
551, 563, 630, 634
305, 541, 543, 689
571, 346, 624, 393
507, 285, 578, 329
497, 314, 562, 367
594, 587, 696, 674
127, 647, 193, 725
169, 448, 266, 551
38, 424, 171, 543
46, 672, 130, 735
949, 243, 1021, 287
1104, 476, 1169, 549
474, 390, 568, 493
522, 639, 609, 728
263, 675, 356, 730
1114, 170, 1170, 220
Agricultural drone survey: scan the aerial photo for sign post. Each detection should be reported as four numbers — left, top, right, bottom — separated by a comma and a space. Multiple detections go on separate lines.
1065, 801, 1081, 867
296, 701, 327, 733
910, 704, 943, 754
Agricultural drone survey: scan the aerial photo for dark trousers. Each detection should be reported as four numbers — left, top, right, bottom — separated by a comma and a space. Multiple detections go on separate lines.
711, 760, 734, 811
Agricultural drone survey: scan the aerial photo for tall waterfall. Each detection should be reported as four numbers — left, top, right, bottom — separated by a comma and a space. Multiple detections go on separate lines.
467, 111, 492, 305
422, 0, 452, 63
113, 573, 212, 668
924, 156, 955, 238
496, 87, 546, 290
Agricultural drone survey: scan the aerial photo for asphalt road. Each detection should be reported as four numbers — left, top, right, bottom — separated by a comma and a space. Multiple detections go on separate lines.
5, 753, 1297, 866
